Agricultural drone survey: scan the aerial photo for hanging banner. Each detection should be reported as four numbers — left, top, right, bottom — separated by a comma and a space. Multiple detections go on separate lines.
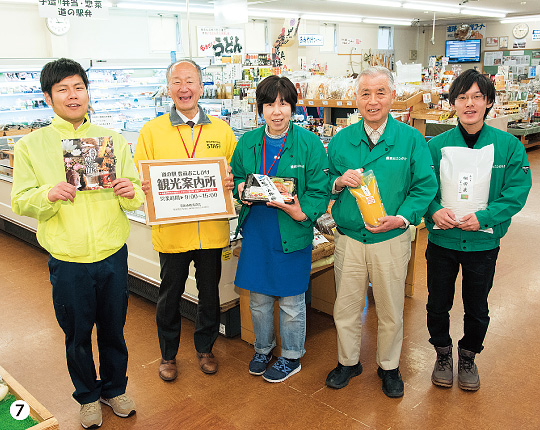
38, 0, 109, 20
197, 27, 245, 58
446, 23, 486, 40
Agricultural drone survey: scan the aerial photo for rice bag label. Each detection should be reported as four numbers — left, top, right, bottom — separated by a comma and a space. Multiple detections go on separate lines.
458, 172, 473, 201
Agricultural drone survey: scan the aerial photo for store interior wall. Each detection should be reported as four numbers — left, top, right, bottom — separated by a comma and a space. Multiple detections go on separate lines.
2, 3, 538, 75
422, 20, 540, 71
0, 3, 423, 76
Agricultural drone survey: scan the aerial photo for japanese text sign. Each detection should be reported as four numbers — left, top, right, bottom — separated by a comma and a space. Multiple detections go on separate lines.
38, 0, 109, 19
138, 157, 235, 225
197, 26, 244, 58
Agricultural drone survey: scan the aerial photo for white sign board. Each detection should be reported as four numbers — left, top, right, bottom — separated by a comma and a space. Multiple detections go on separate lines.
197, 27, 245, 57
38, 0, 108, 19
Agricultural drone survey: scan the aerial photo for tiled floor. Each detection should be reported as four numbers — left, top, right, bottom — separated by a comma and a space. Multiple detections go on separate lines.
2, 147, 540, 429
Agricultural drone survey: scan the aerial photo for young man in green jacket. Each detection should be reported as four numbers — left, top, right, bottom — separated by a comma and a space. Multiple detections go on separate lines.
11, 58, 144, 429
425, 69, 531, 391
325, 66, 438, 398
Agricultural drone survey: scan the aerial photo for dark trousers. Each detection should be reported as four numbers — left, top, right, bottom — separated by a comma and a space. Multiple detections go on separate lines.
157, 249, 222, 360
426, 241, 499, 353
48, 245, 129, 405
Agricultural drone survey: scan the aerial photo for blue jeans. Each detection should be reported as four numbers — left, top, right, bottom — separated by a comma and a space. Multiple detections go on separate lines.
249, 292, 306, 360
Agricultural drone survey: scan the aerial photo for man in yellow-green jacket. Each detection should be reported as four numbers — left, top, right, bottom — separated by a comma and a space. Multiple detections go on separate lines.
134, 59, 236, 381
11, 58, 143, 429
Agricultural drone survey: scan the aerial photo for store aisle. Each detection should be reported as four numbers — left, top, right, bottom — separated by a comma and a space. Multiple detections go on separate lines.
2, 147, 540, 430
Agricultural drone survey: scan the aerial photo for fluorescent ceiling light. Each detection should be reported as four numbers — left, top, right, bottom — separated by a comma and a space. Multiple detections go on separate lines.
247, 9, 301, 18
116, 2, 213, 14
364, 17, 412, 25
461, 8, 506, 18
500, 14, 540, 23
301, 13, 363, 23
403, 2, 456, 14
327, 0, 402, 8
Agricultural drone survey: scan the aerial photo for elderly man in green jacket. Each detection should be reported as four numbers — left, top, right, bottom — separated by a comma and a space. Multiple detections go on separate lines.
425, 69, 531, 392
325, 66, 437, 398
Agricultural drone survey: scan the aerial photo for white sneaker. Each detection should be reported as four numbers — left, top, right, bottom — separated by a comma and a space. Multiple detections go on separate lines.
80, 400, 102, 429
100, 393, 136, 418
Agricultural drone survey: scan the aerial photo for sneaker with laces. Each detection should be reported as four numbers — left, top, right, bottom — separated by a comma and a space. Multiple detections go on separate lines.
249, 352, 273, 375
262, 357, 301, 383
80, 400, 102, 429
432, 345, 453, 388
100, 393, 136, 418
458, 347, 480, 391
377, 367, 404, 398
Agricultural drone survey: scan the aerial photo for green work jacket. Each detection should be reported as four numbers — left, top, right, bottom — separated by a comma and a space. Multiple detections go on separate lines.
328, 115, 438, 244
425, 124, 532, 251
231, 122, 330, 253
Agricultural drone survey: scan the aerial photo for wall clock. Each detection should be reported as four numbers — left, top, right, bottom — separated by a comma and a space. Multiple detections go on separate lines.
46, 17, 70, 36
512, 23, 529, 39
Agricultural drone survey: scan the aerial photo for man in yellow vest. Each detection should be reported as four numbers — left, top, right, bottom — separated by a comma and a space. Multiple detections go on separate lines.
134, 60, 236, 381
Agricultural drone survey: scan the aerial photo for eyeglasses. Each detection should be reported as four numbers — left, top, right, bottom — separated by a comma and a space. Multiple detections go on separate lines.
456, 94, 485, 102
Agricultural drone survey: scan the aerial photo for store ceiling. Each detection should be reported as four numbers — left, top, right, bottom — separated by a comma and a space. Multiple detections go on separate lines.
108, 0, 540, 26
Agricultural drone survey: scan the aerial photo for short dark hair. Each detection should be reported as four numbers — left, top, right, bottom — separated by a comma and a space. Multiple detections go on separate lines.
448, 69, 495, 119
256, 75, 297, 117
40, 58, 89, 96
166, 59, 203, 85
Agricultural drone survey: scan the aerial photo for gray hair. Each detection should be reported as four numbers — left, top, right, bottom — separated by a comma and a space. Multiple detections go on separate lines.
166, 59, 203, 85
356, 66, 395, 93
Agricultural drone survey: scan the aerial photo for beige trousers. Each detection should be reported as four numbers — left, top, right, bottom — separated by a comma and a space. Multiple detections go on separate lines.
333, 231, 411, 370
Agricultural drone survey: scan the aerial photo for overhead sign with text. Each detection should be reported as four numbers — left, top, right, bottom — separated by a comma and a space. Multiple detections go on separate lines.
197, 27, 245, 58
38, 0, 109, 19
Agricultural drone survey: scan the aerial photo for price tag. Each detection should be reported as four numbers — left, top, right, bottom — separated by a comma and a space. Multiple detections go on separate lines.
337, 101, 343, 106
298, 100, 304, 105
322, 100, 328, 105
346, 101, 353, 106
308, 101, 314, 106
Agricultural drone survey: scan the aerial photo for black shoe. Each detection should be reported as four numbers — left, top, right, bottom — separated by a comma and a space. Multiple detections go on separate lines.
325, 362, 363, 389
377, 367, 404, 398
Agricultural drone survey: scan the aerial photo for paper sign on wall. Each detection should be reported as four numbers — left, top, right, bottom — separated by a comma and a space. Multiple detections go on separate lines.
197, 27, 245, 58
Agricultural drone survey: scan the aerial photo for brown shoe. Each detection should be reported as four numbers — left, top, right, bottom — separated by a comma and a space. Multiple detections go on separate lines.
196, 352, 218, 374
159, 359, 177, 381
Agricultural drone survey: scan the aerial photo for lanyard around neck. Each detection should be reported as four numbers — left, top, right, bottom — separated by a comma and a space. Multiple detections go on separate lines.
177, 125, 203, 159
262, 130, 288, 175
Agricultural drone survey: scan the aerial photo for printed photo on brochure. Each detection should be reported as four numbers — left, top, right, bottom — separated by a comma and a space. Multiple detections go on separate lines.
63, 136, 116, 191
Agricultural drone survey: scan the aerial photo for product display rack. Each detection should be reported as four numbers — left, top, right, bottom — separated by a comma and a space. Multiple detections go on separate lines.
0, 69, 53, 127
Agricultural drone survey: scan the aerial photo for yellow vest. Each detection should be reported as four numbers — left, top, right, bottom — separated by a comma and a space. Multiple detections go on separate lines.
134, 108, 237, 253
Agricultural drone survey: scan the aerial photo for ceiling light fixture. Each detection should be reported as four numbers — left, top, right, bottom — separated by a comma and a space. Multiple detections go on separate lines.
116, 2, 213, 14
500, 14, 540, 23
363, 17, 412, 26
326, 0, 402, 8
461, 8, 506, 18
301, 13, 363, 23
403, 2, 457, 14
